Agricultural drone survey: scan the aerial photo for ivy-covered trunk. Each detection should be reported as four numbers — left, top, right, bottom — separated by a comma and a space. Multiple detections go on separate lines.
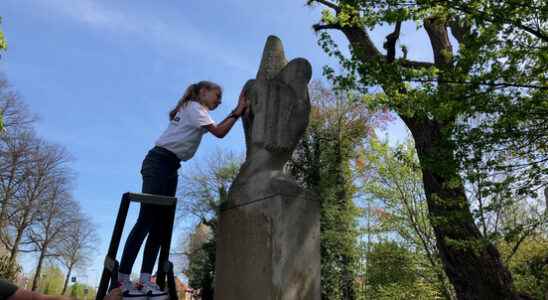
323, 137, 358, 300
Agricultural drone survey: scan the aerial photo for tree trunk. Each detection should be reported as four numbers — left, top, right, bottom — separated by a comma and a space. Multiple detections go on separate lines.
32, 249, 46, 291
0, 188, 12, 231
8, 186, 35, 264
0, 159, 18, 232
334, 141, 356, 300
8, 227, 23, 264
404, 117, 530, 300
62, 265, 73, 295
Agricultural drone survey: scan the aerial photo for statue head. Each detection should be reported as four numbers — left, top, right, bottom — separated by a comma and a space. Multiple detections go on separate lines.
240, 35, 312, 169
224, 36, 312, 207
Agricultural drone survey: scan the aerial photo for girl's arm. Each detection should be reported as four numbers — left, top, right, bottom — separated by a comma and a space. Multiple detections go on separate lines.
203, 108, 243, 138
204, 93, 247, 138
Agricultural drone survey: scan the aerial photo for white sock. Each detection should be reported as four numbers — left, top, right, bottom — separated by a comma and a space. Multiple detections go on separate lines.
140, 273, 151, 283
118, 272, 130, 282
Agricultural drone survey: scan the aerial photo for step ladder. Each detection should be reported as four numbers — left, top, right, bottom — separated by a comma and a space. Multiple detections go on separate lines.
95, 192, 179, 300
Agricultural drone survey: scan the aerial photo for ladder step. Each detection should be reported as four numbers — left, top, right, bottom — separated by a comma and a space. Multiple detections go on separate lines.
125, 192, 177, 206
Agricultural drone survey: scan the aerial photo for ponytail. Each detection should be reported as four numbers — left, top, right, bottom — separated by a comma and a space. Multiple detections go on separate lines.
169, 80, 223, 121
169, 83, 196, 120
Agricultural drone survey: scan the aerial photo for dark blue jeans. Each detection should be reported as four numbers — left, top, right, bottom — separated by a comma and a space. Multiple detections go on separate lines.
119, 146, 181, 275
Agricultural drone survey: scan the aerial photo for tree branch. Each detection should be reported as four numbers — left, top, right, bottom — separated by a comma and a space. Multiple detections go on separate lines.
423, 17, 453, 68
312, 23, 342, 31
383, 21, 402, 63
340, 26, 383, 60
398, 59, 434, 68
410, 79, 548, 90
314, 18, 434, 69
448, 17, 471, 45
308, 0, 341, 12
442, 0, 548, 42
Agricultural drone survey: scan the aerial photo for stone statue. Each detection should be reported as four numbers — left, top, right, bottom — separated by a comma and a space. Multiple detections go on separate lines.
215, 35, 320, 300
224, 35, 312, 207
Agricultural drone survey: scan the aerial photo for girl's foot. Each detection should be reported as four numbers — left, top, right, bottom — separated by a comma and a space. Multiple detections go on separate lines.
140, 280, 169, 300
118, 279, 148, 300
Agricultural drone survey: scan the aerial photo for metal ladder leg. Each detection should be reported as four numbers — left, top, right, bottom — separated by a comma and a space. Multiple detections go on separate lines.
157, 205, 178, 300
96, 192, 178, 300
96, 193, 131, 300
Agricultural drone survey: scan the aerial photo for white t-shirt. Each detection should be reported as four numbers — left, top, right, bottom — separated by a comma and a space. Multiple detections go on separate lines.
155, 100, 215, 161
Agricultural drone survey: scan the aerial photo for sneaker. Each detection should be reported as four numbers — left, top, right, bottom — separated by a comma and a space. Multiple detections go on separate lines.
140, 280, 169, 300
118, 279, 148, 300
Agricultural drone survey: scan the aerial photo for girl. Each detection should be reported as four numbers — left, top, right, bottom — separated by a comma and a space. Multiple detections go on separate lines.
117, 80, 247, 300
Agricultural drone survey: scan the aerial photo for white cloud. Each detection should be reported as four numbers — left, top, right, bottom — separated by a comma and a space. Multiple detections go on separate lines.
29, 0, 255, 72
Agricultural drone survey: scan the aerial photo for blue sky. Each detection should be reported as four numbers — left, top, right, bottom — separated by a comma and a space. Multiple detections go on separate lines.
0, 0, 425, 288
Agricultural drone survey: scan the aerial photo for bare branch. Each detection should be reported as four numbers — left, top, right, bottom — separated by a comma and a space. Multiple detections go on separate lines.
308, 0, 340, 12
383, 21, 402, 63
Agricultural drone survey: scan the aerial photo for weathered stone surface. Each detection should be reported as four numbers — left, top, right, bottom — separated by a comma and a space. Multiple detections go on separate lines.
214, 35, 320, 300
216, 191, 320, 299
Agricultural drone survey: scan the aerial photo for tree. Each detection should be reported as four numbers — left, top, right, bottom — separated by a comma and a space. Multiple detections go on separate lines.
69, 282, 96, 300
0, 76, 38, 236
0, 76, 38, 133
28, 175, 77, 291
367, 241, 416, 288
176, 148, 242, 300
0, 254, 21, 282
306, 0, 544, 298
358, 136, 454, 299
287, 79, 388, 299
498, 236, 548, 299
366, 241, 442, 299
0, 130, 37, 242
3, 138, 72, 266
0, 81, 41, 260
37, 264, 65, 295
0, 17, 6, 52
58, 216, 97, 295
0, 19, 9, 130
184, 223, 215, 300
178, 148, 242, 226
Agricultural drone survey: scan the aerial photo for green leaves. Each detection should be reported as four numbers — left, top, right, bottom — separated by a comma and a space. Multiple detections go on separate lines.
0, 17, 6, 52
0, 255, 21, 282
313, 0, 547, 201
0, 17, 6, 132
0, 31, 6, 52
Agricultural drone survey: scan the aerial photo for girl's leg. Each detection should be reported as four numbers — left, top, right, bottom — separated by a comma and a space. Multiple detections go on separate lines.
118, 150, 165, 276
140, 206, 170, 273
118, 204, 156, 275
140, 173, 178, 274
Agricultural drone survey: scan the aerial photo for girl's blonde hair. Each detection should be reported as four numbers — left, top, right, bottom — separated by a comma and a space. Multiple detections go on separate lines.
169, 80, 223, 120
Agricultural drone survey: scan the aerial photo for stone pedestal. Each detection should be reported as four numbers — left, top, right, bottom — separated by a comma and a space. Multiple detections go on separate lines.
214, 188, 320, 300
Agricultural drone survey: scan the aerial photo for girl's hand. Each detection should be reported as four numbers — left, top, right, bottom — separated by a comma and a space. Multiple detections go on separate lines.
234, 90, 247, 116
